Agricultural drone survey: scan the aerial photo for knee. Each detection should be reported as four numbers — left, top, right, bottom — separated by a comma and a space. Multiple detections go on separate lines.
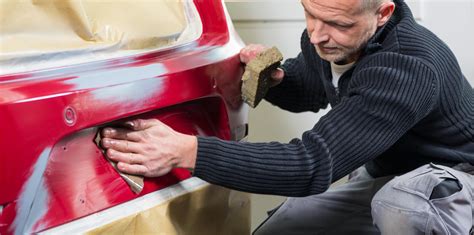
371, 164, 470, 234
371, 176, 432, 234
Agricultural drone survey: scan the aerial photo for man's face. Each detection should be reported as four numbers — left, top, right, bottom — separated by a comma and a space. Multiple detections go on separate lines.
302, 0, 380, 64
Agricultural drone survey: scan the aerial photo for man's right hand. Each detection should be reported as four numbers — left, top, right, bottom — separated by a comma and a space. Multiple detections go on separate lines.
239, 44, 285, 87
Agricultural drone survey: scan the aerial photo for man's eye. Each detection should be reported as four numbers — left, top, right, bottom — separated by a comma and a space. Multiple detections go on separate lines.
332, 23, 351, 30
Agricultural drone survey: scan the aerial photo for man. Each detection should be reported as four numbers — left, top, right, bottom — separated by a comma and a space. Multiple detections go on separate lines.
100, 0, 474, 234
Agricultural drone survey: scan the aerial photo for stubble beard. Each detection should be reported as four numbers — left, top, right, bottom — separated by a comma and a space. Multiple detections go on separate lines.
315, 28, 375, 64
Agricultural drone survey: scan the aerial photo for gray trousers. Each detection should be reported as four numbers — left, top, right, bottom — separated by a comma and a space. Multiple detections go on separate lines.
253, 163, 474, 235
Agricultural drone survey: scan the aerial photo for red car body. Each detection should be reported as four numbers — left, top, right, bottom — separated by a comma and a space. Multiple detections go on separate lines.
0, 1, 248, 234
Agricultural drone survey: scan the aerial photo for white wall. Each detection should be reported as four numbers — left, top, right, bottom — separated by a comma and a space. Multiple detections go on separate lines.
226, 1, 321, 142
417, 0, 474, 84
225, 0, 474, 231
225, 3, 317, 229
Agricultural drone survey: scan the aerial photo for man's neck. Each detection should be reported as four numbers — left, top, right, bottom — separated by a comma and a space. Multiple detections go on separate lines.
334, 53, 359, 65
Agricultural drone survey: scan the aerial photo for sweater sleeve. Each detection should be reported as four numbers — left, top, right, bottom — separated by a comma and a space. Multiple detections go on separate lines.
264, 31, 328, 113
194, 53, 438, 197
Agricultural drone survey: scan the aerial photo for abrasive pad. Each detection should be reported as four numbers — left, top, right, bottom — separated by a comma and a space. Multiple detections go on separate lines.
241, 47, 283, 108
95, 132, 144, 194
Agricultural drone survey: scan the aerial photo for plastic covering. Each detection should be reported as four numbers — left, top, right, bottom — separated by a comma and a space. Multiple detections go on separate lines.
0, 0, 202, 74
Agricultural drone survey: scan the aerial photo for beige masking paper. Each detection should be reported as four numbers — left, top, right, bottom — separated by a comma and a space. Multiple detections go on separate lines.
0, 0, 187, 55
86, 185, 251, 235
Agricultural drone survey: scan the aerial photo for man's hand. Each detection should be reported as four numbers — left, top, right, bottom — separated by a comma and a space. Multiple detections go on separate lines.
100, 119, 197, 177
240, 44, 285, 87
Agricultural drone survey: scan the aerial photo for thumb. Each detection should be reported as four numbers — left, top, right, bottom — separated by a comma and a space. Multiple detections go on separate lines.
270, 68, 284, 87
271, 68, 284, 80
125, 119, 162, 131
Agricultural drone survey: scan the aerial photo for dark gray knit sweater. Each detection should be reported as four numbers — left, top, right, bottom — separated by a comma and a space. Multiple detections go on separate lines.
194, 0, 474, 196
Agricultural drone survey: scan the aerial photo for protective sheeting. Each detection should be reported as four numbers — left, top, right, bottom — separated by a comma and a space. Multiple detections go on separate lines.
0, 0, 202, 75
85, 185, 251, 235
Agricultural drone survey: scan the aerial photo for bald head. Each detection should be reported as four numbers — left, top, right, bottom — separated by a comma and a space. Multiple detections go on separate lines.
302, 0, 396, 63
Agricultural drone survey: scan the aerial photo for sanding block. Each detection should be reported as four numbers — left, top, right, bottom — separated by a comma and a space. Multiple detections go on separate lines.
241, 46, 283, 108
95, 132, 144, 194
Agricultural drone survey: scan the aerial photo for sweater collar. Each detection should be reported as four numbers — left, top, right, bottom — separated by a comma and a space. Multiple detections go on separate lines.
363, 0, 413, 55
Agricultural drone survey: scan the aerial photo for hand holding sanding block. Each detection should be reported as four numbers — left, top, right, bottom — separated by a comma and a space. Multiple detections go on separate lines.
95, 132, 144, 194
241, 46, 283, 108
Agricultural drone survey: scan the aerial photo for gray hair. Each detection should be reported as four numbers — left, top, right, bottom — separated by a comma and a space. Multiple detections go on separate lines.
360, 0, 392, 12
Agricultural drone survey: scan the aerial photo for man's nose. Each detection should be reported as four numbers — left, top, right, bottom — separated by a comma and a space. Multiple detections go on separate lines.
309, 21, 329, 44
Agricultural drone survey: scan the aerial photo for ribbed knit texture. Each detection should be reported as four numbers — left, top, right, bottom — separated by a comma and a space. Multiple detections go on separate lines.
194, 0, 474, 197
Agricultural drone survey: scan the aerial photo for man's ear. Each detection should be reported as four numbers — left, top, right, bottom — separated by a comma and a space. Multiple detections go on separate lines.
377, 2, 395, 27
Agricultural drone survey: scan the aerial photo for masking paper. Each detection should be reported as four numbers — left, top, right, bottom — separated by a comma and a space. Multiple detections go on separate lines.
0, 0, 202, 74
0, 0, 186, 53
86, 184, 251, 235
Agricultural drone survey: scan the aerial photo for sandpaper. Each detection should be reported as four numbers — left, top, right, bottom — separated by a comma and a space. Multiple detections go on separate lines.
241, 47, 283, 108
95, 132, 144, 194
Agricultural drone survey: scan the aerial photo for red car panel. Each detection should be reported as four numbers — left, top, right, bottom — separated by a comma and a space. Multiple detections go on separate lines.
0, 1, 246, 234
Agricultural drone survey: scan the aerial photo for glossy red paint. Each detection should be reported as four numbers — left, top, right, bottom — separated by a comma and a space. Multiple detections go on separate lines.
0, 1, 245, 234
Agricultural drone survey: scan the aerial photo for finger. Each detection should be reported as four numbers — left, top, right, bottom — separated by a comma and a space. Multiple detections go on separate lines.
240, 44, 266, 64
101, 127, 141, 142
106, 148, 145, 164
117, 162, 148, 176
244, 45, 261, 62
271, 68, 285, 80
101, 138, 142, 153
125, 119, 162, 131
240, 47, 251, 63
241, 44, 258, 55
249, 44, 266, 55
248, 44, 264, 52
249, 46, 262, 58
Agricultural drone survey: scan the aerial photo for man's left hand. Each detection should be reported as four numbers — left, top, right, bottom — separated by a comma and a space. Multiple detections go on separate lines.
100, 119, 197, 177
